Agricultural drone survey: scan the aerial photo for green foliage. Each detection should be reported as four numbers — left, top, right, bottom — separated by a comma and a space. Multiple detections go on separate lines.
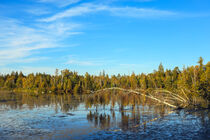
0, 57, 209, 101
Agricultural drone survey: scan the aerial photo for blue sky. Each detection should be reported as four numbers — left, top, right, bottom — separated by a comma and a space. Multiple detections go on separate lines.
0, 0, 209, 75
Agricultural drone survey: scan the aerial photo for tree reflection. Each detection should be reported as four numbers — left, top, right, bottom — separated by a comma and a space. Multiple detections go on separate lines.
0, 91, 82, 113
85, 91, 172, 131
0, 91, 209, 132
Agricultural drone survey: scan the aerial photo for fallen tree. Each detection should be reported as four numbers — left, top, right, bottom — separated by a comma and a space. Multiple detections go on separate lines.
89, 87, 189, 109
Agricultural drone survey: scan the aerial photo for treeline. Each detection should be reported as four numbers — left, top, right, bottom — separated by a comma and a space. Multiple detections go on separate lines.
0, 57, 209, 100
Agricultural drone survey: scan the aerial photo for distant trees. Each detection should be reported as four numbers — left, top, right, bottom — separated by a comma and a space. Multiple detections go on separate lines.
130, 72, 138, 89
0, 57, 209, 101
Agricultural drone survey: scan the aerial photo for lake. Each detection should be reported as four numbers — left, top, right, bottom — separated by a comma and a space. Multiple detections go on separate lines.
0, 91, 209, 140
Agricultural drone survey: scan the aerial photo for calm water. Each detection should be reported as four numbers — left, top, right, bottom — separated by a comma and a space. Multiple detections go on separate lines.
0, 91, 209, 140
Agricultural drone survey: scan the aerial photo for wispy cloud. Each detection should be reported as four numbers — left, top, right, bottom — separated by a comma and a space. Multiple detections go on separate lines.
37, 0, 81, 7
65, 55, 117, 66
40, 4, 107, 22
66, 57, 106, 66
40, 3, 177, 22
0, 66, 56, 75
25, 7, 51, 16
37, 21, 82, 36
0, 18, 81, 66
108, 7, 176, 17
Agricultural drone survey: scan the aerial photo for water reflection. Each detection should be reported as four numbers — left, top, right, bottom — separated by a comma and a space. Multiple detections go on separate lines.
0, 91, 82, 112
84, 91, 173, 131
0, 91, 209, 139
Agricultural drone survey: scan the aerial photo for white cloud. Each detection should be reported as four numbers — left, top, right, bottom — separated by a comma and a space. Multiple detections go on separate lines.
66, 58, 107, 66
40, 3, 176, 22
38, 0, 81, 7
0, 18, 81, 66
40, 4, 107, 22
0, 66, 56, 75
25, 7, 51, 16
108, 7, 176, 17
65, 55, 117, 66
37, 21, 82, 36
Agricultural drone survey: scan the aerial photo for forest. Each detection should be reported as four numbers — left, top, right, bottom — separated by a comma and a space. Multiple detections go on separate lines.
0, 57, 209, 104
